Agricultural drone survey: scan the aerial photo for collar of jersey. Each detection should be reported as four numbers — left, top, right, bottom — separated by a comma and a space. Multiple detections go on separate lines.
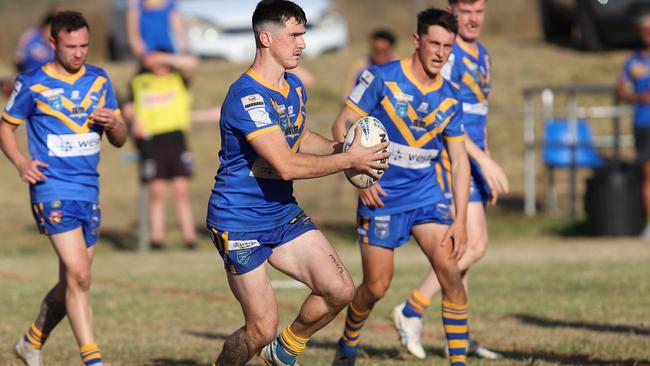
400, 58, 443, 95
246, 69, 290, 98
456, 38, 479, 59
42, 62, 86, 84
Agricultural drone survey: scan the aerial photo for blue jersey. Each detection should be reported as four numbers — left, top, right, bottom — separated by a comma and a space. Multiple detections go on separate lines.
2, 63, 120, 203
346, 59, 465, 216
133, 0, 177, 53
207, 70, 307, 232
15, 27, 54, 72
621, 51, 650, 127
441, 39, 491, 149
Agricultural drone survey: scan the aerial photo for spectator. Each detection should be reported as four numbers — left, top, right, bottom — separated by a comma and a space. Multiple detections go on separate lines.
617, 15, 650, 239
342, 28, 398, 99
14, 8, 59, 72
122, 62, 197, 250
126, 0, 199, 79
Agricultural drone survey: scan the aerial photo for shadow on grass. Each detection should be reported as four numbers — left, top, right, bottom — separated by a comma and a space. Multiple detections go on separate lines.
182, 329, 650, 365
184, 332, 404, 360
148, 358, 203, 366
101, 228, 138, 251
185, 330, 229, 340
514, 313, 650, 336
490, 348, 648, 366
308, 339, 403, 360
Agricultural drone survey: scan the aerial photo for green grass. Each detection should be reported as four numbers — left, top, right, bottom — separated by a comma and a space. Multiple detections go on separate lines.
1, 238, 648, 365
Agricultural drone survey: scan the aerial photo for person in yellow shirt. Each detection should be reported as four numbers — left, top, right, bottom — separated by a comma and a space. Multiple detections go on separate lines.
123, 62, 197, 250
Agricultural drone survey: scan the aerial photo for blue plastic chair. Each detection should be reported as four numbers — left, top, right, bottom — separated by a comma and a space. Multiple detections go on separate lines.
543, 119, 604, 168
542, 118, 604, 214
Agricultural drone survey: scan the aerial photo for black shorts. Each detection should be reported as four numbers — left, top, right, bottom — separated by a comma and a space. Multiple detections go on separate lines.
634, 127, 650, 163
137, 131, 193, 183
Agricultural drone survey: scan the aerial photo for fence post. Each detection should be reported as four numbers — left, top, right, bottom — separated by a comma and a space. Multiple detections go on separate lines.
524, 90, 537, 216
138, 183, 149, 252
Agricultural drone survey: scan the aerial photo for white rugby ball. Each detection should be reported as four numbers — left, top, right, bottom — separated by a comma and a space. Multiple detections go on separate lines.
342, 116, 389, 189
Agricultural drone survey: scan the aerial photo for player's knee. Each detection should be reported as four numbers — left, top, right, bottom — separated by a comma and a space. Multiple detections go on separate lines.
364, 278, 391, 302
433, 258, 461, 284
467, 234, 489, 263
66, 267, 92, 292
315, 274, 355, 309
329, 279, 356, 308
247, 317, 278, 347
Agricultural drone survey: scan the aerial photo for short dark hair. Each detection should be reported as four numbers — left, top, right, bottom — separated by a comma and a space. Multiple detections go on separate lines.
370, 29, 397, 46
449, 0, 485, 5
252, 0, 307, 32
50, 11, 89, 41
417, 8, 458, 36
40, 9, 59, 28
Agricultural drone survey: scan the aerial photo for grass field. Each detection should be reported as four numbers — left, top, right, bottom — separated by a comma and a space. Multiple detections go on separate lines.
1, 237, 649, 365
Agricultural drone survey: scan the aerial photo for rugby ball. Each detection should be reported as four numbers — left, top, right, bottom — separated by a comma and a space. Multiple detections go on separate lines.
342, 116, 389, 189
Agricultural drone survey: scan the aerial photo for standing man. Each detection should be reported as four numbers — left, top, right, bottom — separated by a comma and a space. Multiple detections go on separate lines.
331, 8, 472, 366
391, 0, 508, 360
126, 0, 199, 79
1, 11, 127, 366
123, 63, 197, 250
205, 1, 389, 366
617, 15, 650, 239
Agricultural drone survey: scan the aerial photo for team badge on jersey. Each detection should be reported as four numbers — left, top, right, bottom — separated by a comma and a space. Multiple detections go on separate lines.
276, 104, 299, 137
349, 69, 375, 104
631, 61, 650, 79
241, 93, 272, 127
44, 89, 64, 111
236, 249, 252, 265
49, 210, 62, 224
374, 215, 390, 239
395, 93, 413, 118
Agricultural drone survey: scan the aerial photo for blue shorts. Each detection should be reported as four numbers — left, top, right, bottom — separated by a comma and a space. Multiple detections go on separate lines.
442, 159, 491, 205
357, 203, 453, 249
207, 211, 318, 275
31, 200, 101, 247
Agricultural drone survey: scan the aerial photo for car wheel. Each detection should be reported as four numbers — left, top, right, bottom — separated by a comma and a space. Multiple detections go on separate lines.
539, 0, 572, 42
573, 9, 603, 51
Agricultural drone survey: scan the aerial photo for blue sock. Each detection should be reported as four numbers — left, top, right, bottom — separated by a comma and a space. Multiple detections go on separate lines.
338, 338, 358, 358
274, 338, 296, 365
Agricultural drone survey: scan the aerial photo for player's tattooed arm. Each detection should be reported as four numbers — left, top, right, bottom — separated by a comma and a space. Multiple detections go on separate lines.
331, 104, 365, 142
344, 119, 355, 133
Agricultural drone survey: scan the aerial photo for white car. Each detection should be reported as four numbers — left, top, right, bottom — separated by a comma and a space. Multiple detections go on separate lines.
107, 0, 348, 62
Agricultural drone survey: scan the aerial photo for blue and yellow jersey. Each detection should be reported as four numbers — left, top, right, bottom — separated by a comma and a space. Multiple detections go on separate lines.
207, 70, 307, 232
621, 51, 650, 127
346, 59, 465, 216
15, 27, 54, 72
2, 63, 120, 203
132, 0, 177, 53
441, 39, 491, 149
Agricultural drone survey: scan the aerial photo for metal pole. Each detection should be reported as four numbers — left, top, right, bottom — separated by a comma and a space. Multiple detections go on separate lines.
541, 88, 556, 214
568, 91, 578, 217
612, 94, 621, 165
524, 91, 536, 216
138, 183, 149, 252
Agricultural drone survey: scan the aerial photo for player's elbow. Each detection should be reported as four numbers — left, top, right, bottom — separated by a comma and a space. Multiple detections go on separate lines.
109, 135, 127, 148
275, 166, 295, 181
